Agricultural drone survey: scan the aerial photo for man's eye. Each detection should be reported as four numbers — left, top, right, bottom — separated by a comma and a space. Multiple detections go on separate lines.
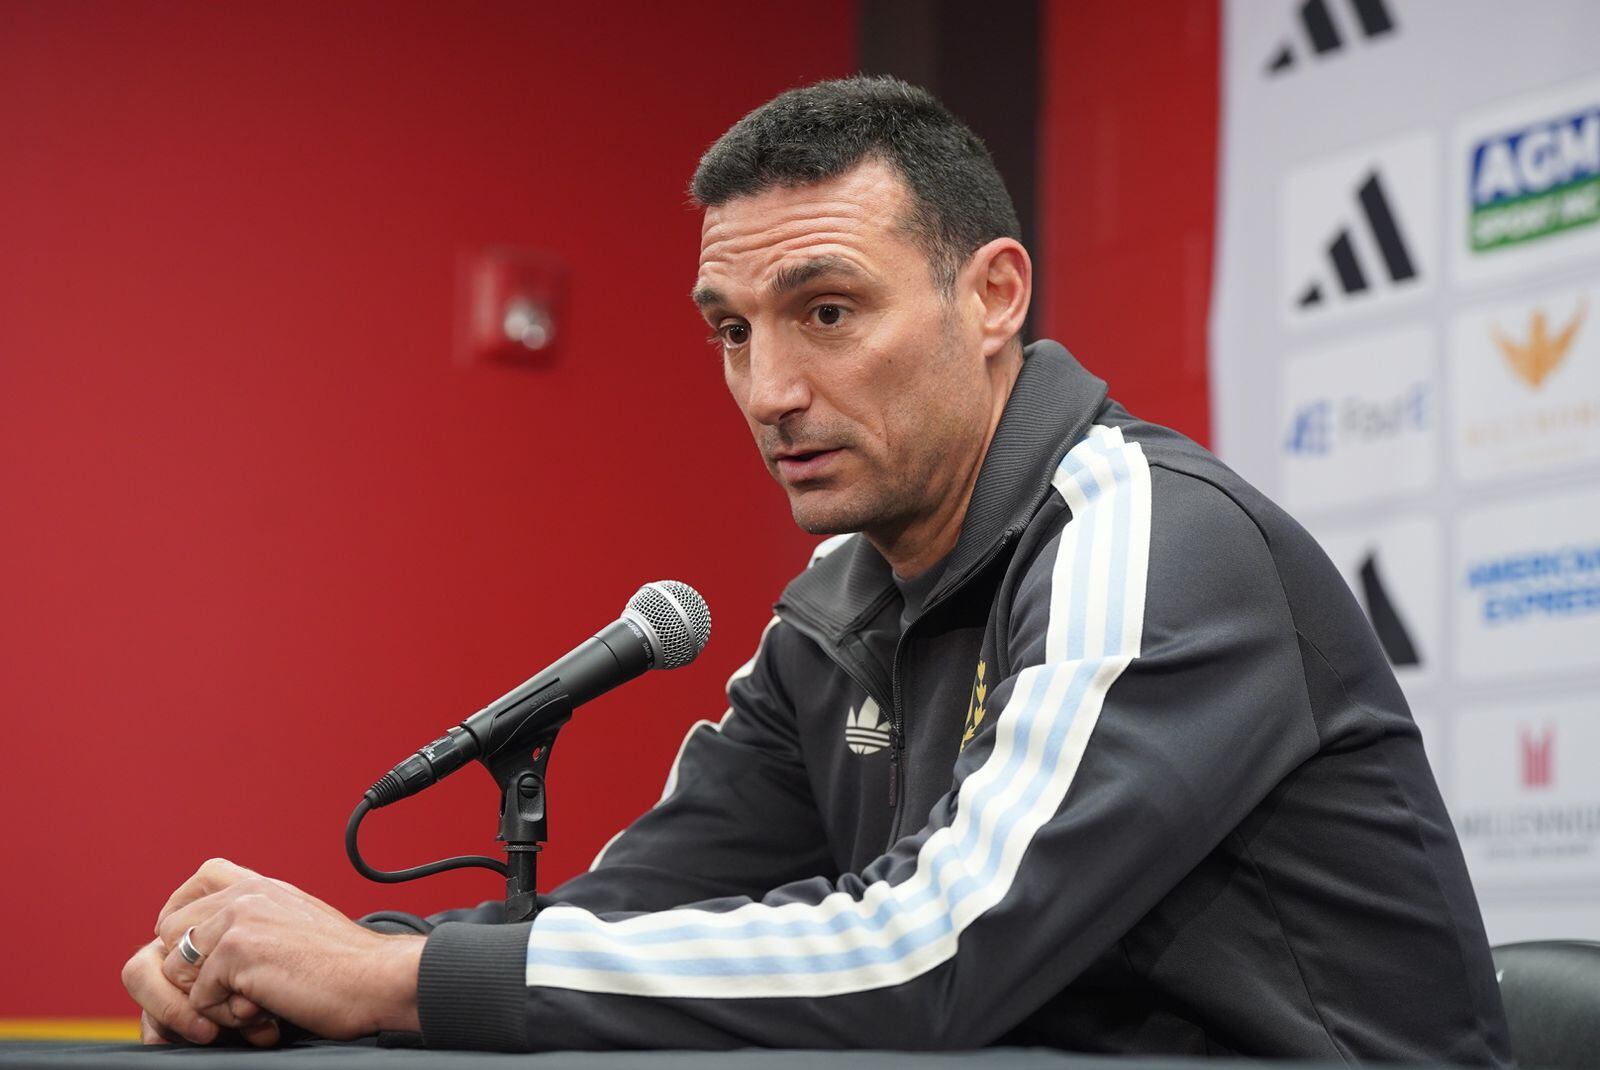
811, 304, 846, 327
715, 323, 750, 347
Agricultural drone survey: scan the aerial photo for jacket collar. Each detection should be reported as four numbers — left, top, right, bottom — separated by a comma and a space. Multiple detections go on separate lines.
775, 340, 1109, 639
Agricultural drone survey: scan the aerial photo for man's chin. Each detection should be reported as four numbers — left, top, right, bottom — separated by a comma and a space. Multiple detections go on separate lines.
793, 515, 856, 536
787, 493, 870, 537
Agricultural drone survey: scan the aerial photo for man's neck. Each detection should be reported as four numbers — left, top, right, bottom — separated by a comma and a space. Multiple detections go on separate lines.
881, 525, 960, 581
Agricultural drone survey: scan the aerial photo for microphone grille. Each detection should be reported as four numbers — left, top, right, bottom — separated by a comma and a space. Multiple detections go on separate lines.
626, 581, 711, 669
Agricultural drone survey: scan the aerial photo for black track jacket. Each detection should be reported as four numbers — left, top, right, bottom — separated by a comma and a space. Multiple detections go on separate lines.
405, 342, 1512, 1063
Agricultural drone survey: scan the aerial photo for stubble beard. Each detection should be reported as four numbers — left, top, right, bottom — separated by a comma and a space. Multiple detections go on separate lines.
779, 432, 952, 546
785, 476, 919, 538
757, 424, 913, 537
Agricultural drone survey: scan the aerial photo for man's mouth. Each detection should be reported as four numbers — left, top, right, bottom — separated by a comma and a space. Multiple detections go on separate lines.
774, 448, 842, 483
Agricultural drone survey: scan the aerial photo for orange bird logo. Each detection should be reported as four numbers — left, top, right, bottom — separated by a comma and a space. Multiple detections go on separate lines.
1491, 300, 1585, 388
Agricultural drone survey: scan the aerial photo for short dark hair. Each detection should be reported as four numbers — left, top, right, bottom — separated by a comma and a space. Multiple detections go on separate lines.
691, 76, 1021, 291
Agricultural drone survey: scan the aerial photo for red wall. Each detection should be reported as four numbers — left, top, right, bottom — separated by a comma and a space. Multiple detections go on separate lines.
0, 2, 852, 1017
0, 0, 1221, 1022
1039, 0, 1219, 444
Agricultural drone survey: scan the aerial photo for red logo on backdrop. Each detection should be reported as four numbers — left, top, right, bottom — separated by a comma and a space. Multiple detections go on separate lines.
1520, 727, 1555, 789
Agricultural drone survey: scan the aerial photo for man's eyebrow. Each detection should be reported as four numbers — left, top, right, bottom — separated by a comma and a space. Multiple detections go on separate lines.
690, 283, 727, 311
768, 256, 864, 298
690, 257, 865, 314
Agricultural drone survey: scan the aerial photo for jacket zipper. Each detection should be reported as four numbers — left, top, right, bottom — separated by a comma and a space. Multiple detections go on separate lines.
887, 726, 900, 808
882, 527, 1019, 839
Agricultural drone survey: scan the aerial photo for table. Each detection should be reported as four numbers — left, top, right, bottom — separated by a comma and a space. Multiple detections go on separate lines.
0, 1041, 1456, 1070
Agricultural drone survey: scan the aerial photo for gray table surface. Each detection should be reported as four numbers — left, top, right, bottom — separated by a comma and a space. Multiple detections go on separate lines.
0, 1041, 1454, 1070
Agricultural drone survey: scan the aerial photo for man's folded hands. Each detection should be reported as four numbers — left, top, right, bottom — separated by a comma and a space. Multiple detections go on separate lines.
123, 857, 424, 1046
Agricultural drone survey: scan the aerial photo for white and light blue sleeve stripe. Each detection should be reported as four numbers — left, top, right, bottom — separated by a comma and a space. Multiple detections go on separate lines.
540, 427, 1151, 999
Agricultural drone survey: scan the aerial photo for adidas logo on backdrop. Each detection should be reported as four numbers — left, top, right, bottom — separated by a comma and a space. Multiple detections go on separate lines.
1358, 550, 1422, 668
1266, 0, 1396, 77
1306, 516, 1440, 698
1281, 132, 1436, 326
1296, 171, 1418, 309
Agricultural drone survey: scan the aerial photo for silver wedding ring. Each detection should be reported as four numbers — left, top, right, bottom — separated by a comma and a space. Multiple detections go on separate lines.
177, 925, 204, 966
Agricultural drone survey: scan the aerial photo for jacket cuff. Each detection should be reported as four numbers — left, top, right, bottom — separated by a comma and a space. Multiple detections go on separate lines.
417, 920, 533, 1051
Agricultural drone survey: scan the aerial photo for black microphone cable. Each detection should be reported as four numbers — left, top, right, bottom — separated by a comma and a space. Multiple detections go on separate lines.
345, 794, 508, 883
346, 725, 506, 881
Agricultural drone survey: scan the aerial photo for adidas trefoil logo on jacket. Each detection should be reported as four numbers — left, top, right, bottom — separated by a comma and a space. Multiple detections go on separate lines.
845, 697, 891, 755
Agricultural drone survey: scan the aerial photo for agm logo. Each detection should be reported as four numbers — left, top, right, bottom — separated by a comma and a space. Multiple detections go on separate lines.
1469, 105, 1600, 252
845, 697, 890, 756
1296, 170, 1419, 310
1491, 300, 1586, 389
1265, 0, 1396, 77
1521, 727, 1555, 789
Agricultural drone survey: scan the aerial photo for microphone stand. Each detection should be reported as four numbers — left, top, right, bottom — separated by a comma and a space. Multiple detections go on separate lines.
488, 732, 557, 923
482, 692, 574, 923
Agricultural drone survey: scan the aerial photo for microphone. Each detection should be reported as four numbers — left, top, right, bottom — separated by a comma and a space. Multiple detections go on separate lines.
365, 580, 711, 808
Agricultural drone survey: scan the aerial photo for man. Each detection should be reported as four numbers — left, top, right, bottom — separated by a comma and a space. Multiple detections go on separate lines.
123, 77, 1513, 1061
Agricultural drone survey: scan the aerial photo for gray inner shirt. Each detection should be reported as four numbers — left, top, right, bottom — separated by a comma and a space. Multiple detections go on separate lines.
893, 556, 949, 634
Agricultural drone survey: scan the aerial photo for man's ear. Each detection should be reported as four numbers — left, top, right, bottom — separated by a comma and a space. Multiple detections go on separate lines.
965, 238, 1032, 359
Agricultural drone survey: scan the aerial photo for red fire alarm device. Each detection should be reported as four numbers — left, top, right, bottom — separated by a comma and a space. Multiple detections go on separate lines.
454, 246, 568, 368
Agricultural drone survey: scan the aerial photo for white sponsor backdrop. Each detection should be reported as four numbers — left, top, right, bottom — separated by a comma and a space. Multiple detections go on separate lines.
1214, 0, 1600, 941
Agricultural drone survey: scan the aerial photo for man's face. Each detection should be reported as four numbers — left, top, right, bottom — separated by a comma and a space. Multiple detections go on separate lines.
693, 160, 993, 543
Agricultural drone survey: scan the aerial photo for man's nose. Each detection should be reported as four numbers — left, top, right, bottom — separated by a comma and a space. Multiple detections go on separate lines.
744, 335, 811, 426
